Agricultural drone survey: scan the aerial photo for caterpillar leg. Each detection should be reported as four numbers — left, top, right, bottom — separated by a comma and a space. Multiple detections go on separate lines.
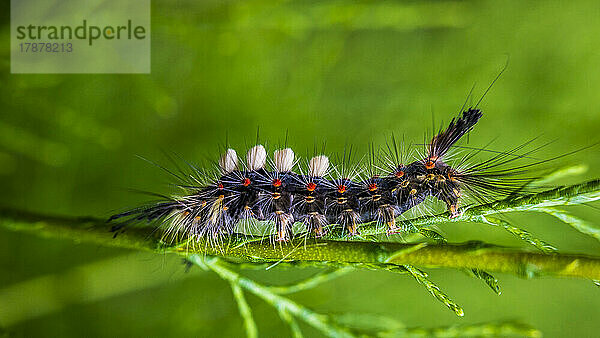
438, 176, 462, 218
448, 203, 462, 218
438, 184, 461, 218
305, 212, 327, 237
378, 204, 400, 234
339, 209, 360, 236
274, 212, 294, 242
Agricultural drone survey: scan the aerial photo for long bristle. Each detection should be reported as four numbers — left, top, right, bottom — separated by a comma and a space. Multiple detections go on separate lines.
428, 108, 483, 160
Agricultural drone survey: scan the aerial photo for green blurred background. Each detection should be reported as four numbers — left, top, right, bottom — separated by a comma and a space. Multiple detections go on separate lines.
1, 0, 600, 336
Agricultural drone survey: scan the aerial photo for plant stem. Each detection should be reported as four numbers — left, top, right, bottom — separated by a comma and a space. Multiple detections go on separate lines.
1, 206, 600, 280
266, 268, 353, 295
229, 281, 258, 338
191, 255, 354, 338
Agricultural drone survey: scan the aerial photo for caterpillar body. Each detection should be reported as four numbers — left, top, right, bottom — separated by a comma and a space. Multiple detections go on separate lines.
111, 107, 527, 242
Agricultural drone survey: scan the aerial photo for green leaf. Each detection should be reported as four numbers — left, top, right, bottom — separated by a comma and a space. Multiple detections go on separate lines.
404, 265, 464, 317
479, 216, 557, 253
539, 208, 600, 243
467, 269, 501, 295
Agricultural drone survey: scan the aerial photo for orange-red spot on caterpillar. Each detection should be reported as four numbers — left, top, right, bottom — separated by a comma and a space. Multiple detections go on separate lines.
217, 183, 224, 190
272, 178, 282, 187
447, 171, 457, 181
368, 183, 378, 192
395, 171, 404, 178
242, 178, 251, 186
306, 182, 316, 192
425, 160, 435, 169
337, 185, 346, 194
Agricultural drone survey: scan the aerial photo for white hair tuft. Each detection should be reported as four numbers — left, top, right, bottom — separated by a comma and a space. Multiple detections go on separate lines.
309, 155, 329, 177
274, 148, 295, 172
247, 145, 267, 171
219, 149, 238, 174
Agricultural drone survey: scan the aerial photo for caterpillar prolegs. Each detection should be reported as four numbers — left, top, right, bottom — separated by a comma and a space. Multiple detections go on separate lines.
111, 108, 518, 242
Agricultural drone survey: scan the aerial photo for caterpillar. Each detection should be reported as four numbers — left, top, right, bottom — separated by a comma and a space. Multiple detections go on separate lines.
110, 106, 540, 243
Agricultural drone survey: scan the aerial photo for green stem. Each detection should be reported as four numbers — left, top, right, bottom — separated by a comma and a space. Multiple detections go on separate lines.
266, 268, 353, 295
398, 321, 541, 337
538, 208, 600, 242
1, 206, 600, 280
277, 307, 304, 338
229, 282, 258, 338
191, 255, 354, 338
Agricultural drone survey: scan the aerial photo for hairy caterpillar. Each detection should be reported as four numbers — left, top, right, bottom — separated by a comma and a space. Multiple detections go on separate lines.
110, 106, 540, 243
